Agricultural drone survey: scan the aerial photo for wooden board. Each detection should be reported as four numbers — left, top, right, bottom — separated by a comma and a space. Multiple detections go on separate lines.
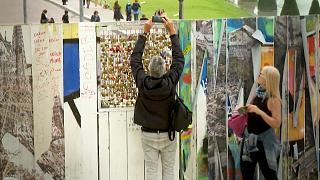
127, 110, 144, 180
109, 111, 128, 180
98, 112, 110, 180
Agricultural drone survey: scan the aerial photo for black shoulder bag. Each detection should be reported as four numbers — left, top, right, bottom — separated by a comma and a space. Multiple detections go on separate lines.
168, 93, 192, 141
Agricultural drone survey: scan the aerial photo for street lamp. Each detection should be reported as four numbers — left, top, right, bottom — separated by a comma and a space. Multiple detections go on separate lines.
179, 0, 183, 19
80, 0, 84, 22
23, 0, 27, 24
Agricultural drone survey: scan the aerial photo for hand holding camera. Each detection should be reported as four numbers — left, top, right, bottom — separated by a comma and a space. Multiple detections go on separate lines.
143, 9, 176, 36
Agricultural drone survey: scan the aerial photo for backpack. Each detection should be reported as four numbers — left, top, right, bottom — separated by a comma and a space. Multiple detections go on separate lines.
132, 3, 139, 11
126, 4, 132, 13
168, 93, 192, 141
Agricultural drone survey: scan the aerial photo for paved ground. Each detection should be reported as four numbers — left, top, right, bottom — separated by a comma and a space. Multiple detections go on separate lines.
0, 0, 118, 24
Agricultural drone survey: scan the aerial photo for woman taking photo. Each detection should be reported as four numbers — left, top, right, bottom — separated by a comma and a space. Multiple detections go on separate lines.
240, 66, 281, 180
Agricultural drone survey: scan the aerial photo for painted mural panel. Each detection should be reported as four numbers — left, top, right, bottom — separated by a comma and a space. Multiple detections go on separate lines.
0, 25, 36, 179
195, 20, 214, 180
206, 19, 226, 180
226, 17, 260, 180
257, 16, 274, 44
63, 23, 82, 179
178, 20, 193, 178
300, 15, 319, 179
31, 24, 65, 179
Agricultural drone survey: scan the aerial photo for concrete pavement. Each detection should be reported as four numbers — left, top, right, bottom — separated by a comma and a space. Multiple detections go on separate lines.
44, 0, 117, 22
0, 0, 80, 24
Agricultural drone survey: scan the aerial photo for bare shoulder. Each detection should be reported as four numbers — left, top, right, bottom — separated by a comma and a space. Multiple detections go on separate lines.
267, 97, 281, 110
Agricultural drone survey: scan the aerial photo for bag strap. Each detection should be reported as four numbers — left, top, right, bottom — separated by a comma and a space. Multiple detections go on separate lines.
168, 129, 175, 141
168, 91, 181, 141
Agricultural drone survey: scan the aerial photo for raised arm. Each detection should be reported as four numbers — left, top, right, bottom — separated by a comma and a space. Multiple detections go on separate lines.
162, 16, 184, 85
130, 19, 153, 88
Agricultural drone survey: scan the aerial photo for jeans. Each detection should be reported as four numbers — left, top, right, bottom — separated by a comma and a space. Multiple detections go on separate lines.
141, 131, 177, 180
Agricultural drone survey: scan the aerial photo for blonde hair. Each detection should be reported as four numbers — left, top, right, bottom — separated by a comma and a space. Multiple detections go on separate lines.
261, 66, 281, 101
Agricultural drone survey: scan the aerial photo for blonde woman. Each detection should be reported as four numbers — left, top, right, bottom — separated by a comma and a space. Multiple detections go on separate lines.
240, 66, 281, 180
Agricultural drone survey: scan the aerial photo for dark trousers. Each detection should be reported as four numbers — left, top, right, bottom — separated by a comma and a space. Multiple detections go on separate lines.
134, 14, 139, 21
126, 13, 131, 21
240, 140, 278, 180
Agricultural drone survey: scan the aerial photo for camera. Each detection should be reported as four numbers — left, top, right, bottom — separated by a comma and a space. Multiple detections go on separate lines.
152, 16, 164, 23
238, 106, 248, 115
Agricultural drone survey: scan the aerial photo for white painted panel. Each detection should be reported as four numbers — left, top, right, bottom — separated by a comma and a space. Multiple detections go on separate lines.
109, 111, 127, 180
126, 110, 144, 180
31, 24, 65, 179
79, 22, 98, 180
64, 101, 82, 180
99, 112, 110, 180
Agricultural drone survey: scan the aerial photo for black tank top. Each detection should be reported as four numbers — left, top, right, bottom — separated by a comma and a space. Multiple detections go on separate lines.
247, 96, 272, 134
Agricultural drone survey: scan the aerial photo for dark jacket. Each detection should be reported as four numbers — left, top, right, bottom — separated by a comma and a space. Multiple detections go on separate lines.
113, 5, 124, 20
90, 15, 100, 22
130, 34, 184, 130
40, 13, 48, 23
62, 14, 69, 23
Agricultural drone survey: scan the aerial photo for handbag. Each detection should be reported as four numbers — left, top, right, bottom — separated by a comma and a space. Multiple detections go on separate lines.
168, 93, 192, 141
228, 111, 248, 137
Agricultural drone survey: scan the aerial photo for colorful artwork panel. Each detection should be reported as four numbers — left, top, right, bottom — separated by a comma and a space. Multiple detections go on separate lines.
207, 19, 227, 180
178, 20, 194, 179
257, 16, 275, 43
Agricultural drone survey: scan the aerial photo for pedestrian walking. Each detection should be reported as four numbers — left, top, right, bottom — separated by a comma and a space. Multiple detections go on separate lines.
113, 1, 123, 21
90, 10, 101, 22
125, 2, 132, 21
40, 9, 49, 23
86, 0, 90, 8
62, 0, 67, 5
62, 10, 69, 23
132, 0, 141, 21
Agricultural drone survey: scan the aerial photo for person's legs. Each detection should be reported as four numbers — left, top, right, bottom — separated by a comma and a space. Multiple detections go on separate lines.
159, 132, 177, 180
256, 141, 278, 180
240, 159, 256, 180
141, 131, 160, 180
86, 0, 90, 8
134, 14, 138, 21
240, 139, 257, 180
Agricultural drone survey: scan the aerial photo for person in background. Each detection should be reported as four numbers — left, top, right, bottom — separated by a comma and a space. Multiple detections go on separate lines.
140, 14, 148, 21
40, 9, 49, 23
86, 0, 90, 8
62, 0, 67, 5
62, 10, 69, 23
240, 66, 281, 180
113, 0, 123, 21
130, 10, 184, 180
90, 11, 101, 22
125, 1, 132, 21
48, 17, 55, 23
132, 0, 141, 21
